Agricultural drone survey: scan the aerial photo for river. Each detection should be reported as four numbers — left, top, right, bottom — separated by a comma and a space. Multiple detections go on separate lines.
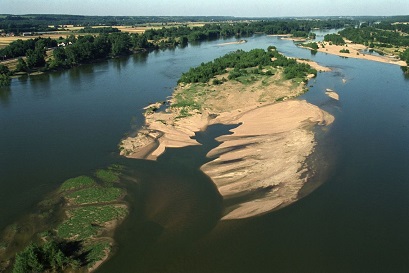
1, 31, 408, 272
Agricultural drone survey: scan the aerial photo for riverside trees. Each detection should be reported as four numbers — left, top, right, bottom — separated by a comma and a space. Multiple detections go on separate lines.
324, 34, 346, 45
0, 65, 11, 86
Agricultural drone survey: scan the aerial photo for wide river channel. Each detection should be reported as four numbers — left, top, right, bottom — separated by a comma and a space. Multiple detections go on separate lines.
1, 31, 409, 272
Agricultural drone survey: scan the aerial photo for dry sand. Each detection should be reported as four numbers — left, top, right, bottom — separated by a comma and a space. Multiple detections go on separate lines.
326, 88, 339, 100
120, 69, 334, 219
202, 100, 333, 219
217, 40, 247, 46
310, 41, 407, 66
296, 59, 332, 72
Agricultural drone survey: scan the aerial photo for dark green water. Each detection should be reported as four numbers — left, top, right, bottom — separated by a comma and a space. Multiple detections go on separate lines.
1, 32, 409, 272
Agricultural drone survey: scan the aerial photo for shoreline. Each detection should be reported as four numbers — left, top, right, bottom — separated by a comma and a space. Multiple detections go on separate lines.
120, 59, 334, 219
301, 41, 407, 66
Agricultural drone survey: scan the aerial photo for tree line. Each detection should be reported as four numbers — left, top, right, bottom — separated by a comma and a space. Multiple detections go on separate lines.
339, 26, 409, 47
324, 33, 346, 45
0, 15, 356, 34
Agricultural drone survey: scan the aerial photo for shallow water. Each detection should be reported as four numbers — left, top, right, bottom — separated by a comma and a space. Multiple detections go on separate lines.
1, 33, 409, 272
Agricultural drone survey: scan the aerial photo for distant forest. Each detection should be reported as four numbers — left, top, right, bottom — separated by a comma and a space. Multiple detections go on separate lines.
0, 14, 358, 33
1, 14, 409, 34
0, 15, 239, 33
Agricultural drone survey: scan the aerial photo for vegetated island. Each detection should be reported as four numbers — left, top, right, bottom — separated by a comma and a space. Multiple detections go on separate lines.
0, 165, 127, 273
301, 31, 409, 67
120, 47, 335, 219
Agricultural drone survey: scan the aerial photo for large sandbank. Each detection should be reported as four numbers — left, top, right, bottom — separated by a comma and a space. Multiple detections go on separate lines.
202, 100, 333, 219
120, 68, 334, 219
306, 41, 407, 66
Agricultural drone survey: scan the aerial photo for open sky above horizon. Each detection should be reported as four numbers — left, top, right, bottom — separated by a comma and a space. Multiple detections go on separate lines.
1, 0, 409, 17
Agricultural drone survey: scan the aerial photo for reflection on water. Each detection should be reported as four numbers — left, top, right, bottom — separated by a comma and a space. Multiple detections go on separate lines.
0, 88, 10, 106
132, 52, 149, 64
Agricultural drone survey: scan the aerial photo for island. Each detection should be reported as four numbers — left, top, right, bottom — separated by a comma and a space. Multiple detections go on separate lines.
301, 30, 409, 67
120, 47, 334, 219
0, 165, 127, 272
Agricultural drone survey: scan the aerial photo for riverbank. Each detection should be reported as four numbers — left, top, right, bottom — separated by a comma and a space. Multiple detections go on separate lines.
120, 52, 334, 219
302, 41, 407, 66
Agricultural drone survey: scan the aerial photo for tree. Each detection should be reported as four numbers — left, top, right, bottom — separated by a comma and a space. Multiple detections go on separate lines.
324, 34, 345, 46
109, 33, 131, 56
0, 73, 11, 86
13, 243, 44, 273
12, 240, 80, 273
49, 47, 67, 68
0, 64, 10, 75
15, 58, 28, 72
26, 48, 45, 69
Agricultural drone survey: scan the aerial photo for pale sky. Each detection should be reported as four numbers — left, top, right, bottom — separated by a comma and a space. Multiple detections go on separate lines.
1, 0, 409, 17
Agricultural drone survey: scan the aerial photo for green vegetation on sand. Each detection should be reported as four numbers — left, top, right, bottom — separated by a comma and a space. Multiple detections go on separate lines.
59, 175, 96, 192
57, 205, 127, 240
66, 187, 123, 205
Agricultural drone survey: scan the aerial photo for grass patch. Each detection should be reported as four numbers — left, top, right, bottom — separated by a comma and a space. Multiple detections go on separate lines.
95, 169, 120, 185
173, 86, 202, 111
235, 74, 261, 85
57, 205, 127, 240
66, 187, 123, 205
59, 176, 96, 192
85, 241, 111, 268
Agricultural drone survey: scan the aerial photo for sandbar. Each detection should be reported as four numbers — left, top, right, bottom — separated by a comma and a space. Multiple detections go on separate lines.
217, 40, 247, 46
296, 58, 332, 72
202, 100, 333, 219
325, 88, 339, 100
120, 69, 334, 219
303, 41, 407, 66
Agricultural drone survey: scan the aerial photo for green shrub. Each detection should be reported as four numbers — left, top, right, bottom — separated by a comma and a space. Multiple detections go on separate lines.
60, 176, 96, 192
57, 205, 127, 239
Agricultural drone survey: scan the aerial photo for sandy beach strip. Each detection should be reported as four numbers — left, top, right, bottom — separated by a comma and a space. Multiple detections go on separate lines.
305, 41, 407, 66
296, 59, 332, 72
217, 40, 247, 46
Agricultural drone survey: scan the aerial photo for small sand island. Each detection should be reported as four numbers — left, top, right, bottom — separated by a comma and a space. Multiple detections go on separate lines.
326, 88, 339, 100
120, 47, 334, 219
217, 39, 247, 46
301, 40, 407, 66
